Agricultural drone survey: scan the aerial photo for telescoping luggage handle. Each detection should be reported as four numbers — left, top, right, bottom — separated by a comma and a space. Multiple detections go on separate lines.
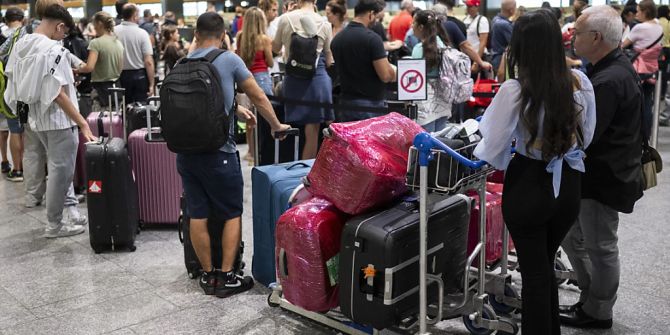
273, 128, 300, 164
146, 96, 160, 141
100, 86, 126, 141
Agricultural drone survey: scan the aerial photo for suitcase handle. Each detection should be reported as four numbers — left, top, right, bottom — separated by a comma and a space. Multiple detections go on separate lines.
274, 128, 300, 164
278, 248, 288, 279
285, 162, 310, 170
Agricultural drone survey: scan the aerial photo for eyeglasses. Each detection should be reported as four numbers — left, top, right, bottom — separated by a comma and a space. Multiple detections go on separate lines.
571, 29, 599, 42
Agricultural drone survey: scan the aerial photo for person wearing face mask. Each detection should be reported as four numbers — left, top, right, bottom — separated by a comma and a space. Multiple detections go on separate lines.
330, 0, 396, 122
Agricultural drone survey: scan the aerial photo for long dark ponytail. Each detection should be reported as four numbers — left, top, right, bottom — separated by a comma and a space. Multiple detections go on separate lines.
414, 10, 451, 70
506, 9, 581, 161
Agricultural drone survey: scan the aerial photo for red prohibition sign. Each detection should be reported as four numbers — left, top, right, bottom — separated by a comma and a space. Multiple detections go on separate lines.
401, 70, 424, 93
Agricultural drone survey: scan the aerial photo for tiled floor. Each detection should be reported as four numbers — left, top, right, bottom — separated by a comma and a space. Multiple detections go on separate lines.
1, 128, 669, 335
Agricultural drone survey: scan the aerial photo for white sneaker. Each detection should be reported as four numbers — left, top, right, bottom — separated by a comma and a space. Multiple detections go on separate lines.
64, 206, 88, 226
44, 223, 85, 238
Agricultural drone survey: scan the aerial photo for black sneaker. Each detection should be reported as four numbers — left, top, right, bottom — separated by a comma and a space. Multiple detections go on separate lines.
1, 161, 10, 174
199, 270, 217, 295
215, 270, 254, 298
6, 170, 23, 182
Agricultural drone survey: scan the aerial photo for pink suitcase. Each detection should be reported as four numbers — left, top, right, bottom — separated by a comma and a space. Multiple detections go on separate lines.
87, 111, 124, 139
466, 186, 515, 265
87, 87, 127, 139
128, 99, 182, 225
275, 197, 349, 312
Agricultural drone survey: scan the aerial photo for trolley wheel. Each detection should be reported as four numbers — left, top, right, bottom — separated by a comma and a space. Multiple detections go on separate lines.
267, 294, 280, 308
93, 248, 103, 254
128, 245, 137, 252
489, 284, 519, 315
555, 258, 569, 286
497, 316, 520, 335
462, 304, 496, 335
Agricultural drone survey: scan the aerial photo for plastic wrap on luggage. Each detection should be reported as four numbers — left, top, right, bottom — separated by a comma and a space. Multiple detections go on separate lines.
306, 112, 424, 215
275, 197, 349, 312
466, 188, 514, 265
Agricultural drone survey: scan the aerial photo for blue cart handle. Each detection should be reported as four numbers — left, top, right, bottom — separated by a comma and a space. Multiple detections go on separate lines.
413, 132, 488, 169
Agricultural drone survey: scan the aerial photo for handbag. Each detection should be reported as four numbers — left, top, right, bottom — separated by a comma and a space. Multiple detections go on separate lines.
641, 141, 662, 190
624, 33, 663, 63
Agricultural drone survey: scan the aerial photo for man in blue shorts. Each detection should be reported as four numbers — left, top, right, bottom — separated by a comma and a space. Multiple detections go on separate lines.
177, 12, 290, 298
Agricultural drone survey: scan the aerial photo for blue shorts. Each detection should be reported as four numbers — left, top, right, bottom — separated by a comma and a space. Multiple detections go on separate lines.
176, 151, 243, 220
7, 116, 24, 134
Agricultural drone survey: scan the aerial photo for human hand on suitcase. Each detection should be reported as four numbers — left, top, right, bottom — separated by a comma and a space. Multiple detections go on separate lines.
80, 124, 97, 143
236, 105, 256, 128
271, 124, 292, 140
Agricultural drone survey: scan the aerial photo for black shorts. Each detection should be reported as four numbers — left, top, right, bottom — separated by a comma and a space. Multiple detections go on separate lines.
176, 151, 243, 220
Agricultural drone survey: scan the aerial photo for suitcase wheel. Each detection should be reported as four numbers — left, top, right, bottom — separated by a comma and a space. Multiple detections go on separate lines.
188, 272, 197, 279
128, 245, 137, 252
93, 248, 103, 254
267, 293, 280, 308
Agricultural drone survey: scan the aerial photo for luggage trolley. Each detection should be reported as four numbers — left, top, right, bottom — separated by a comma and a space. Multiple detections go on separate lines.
410, 132, 519, 335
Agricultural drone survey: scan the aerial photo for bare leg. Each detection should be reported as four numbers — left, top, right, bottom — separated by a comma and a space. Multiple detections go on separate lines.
10, 133, 24, 170
0, 130, 8, 163
302, 123, 320, 160
221, 216, 241, 272
190, 218, 213, 272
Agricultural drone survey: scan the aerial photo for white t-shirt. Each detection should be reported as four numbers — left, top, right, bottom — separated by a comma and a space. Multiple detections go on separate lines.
628, 21, 664, 50
463, 15, 490, 52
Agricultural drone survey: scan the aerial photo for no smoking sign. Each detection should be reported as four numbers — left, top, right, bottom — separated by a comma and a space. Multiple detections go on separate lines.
397, 59, 427, 101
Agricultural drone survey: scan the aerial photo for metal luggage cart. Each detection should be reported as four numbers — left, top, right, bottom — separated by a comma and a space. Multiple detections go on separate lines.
409, 132, 518, 335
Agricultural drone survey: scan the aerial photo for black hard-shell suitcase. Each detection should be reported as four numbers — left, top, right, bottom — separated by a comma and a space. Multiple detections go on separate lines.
339, 194, 471, 330
85, 137, 140, 253
178, 194, 245, 278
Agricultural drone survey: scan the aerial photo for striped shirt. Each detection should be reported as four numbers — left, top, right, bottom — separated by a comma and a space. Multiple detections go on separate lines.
4, 33, 77, 132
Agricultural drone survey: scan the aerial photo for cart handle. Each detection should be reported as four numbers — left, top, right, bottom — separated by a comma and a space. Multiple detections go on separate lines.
413, 132, 488, 169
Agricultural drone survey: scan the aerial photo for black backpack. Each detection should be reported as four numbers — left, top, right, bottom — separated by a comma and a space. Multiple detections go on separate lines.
159, 49, 229, 154
285, 17, 322, 79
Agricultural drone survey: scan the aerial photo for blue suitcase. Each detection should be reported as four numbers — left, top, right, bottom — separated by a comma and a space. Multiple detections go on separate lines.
251, 129, 313, 286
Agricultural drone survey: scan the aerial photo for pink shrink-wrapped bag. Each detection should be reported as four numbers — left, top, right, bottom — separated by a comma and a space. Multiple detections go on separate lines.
306, 113, 424, 215
275, 198, 349, 312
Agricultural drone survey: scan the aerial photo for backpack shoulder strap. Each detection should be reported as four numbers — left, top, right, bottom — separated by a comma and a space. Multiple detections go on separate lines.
203, 49, 225, 63
476, 15, 483, 37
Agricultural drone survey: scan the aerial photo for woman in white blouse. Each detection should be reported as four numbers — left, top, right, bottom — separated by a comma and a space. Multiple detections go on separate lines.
473, 9, 597, 334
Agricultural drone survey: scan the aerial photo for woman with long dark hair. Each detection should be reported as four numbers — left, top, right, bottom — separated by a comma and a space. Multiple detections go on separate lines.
410, 10, 452, 131
473, 9, 597, 334
161, 25, 186, 74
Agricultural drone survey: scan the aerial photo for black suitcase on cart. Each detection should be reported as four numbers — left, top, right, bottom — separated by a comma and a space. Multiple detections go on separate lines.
85, 136, 140, 253
178, 194, 245, 278
339, 193, 471, 330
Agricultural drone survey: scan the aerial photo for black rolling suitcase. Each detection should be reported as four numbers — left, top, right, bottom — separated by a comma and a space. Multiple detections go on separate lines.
339, 194, 471, 330
86, 90, 140, 253
178, 194, 245, 278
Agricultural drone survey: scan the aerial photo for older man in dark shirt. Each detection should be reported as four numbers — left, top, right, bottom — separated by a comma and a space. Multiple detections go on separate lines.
559, 5, 644, 329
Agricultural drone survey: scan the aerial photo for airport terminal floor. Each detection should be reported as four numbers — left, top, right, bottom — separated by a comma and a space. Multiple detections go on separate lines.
0, 134, 669, 334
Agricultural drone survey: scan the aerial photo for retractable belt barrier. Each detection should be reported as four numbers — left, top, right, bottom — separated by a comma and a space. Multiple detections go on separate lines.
266, 95, 419, 120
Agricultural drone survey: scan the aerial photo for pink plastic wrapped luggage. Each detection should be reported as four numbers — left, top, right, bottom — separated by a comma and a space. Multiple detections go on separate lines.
305, 113, 423, 215
275, 197, 349, 312
466, 187, 514, 265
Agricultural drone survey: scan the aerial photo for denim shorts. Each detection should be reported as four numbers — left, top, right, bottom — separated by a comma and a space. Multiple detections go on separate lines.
176, 151, 243, 220
6, 116, 24, 134
253, 71, 273, 96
